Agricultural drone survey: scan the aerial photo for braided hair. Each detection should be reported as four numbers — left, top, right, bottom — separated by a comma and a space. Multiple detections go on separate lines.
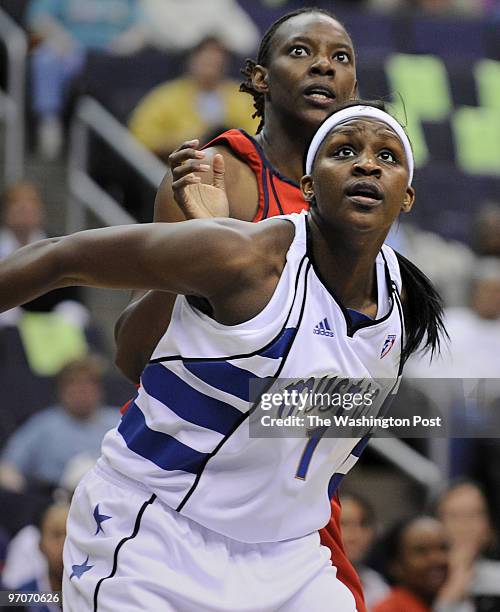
240, 7, 347, 133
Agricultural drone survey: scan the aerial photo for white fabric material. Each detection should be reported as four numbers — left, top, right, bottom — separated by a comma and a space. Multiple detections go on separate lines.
305, 105, 414, 184
63, 463, 357, 611
102, 212, 404, 543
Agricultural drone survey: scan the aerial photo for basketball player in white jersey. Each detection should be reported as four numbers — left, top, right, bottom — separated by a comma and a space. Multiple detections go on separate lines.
0, 102, 446, 611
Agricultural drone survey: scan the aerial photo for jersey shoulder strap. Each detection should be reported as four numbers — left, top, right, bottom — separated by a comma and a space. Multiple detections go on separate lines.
204, 129, 308, 222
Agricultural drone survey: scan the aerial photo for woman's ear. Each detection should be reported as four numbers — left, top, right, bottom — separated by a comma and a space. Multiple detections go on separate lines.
401, 186, 415, 213
252, 65, 269, 94
300, 175, 315, 202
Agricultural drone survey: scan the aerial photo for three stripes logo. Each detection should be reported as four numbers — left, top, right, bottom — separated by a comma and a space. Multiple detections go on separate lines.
313, 317, 334, 337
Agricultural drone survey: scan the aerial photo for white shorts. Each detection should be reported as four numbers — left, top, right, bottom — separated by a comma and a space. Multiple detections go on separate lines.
63, 461, 357, 612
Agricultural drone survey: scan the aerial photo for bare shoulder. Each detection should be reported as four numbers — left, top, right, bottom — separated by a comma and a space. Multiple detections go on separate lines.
204, 144, 259, 221
217, 216, 296, 278
154, 142, 258, 223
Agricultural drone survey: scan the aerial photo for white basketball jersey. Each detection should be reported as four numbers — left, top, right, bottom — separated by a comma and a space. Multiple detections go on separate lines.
102, 212, 404, 543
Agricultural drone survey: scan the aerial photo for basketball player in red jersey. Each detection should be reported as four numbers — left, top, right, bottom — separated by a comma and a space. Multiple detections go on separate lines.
115, 8, 366, 610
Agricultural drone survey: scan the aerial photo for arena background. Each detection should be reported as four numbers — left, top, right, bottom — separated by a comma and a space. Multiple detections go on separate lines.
0, 0, 499, 608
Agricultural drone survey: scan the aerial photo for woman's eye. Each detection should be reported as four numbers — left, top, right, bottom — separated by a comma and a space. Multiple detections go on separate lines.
379, 150, 397, 163
290, 45, 309, 57
334, 52, 350, 63
334, 146, 356, 158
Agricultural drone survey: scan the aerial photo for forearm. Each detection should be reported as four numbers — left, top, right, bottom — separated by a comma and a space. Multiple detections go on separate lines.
115, 290, 177, 382
0, 238, 64, 313
0, 221, 249, 317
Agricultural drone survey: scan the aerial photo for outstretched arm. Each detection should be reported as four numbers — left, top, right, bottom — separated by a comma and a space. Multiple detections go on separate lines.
0, 219, 255, 315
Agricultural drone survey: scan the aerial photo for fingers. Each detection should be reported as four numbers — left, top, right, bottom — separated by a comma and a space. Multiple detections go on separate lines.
172, 172, 202, 193
169, 138, 212, 183
171, 160, 210, 181
168, 139, 205, 169
212, 153, 225, 191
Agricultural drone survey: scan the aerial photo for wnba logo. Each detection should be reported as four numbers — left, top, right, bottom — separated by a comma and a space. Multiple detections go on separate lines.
380, 334, 397, 358
313, 318, 334, 337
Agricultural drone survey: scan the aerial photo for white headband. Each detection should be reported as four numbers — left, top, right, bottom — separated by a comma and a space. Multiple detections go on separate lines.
305, 105, 414, 185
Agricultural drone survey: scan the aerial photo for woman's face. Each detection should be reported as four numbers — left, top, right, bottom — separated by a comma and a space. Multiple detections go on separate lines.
437, 484, 492, 554
301, 118, 415, 236
340, 497, 375, 564
257, 13, 357, 129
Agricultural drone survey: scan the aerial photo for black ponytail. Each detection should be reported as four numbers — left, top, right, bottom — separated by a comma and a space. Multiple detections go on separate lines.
395, 251, 448, 365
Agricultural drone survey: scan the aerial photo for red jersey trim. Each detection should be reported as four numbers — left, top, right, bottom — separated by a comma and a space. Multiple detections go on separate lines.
204, 129, 308, 222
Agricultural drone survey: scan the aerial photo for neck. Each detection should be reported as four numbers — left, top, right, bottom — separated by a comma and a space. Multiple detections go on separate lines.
308, 211, 385, 314
255, 110, 316, 184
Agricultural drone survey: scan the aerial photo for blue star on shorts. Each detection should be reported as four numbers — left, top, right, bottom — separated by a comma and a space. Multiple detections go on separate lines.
70, 556, 93, 580
93, 504, 112, 535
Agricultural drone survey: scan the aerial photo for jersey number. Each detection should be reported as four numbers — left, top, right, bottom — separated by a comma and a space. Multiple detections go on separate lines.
295, 426, 328, 480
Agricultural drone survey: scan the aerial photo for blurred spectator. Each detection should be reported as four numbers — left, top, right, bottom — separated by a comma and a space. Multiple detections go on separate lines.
0, 181, 45, 254
0, 181, 88, 329
434, 480, 498, 560
340, 492, 390, 611
0, 356, 117, 493
386, 221, 475, 307
471, 202, 500, 258
26, 0, 146, 159
368, 0, 408, 12
128, 37, 257, 158
140, 0, 259, 55
374, 516, 474, 612
369, 0, 484, 14
406, 259, 500, 492
406, 258, 500, 379
411, 0, 483, 15
3, 501, 68, 609
433, 481, 500, 608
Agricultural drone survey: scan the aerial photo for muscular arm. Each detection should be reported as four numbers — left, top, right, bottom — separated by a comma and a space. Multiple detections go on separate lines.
0, 220, 262, 319
114, 143, 258, 382
113, 172, 185, 382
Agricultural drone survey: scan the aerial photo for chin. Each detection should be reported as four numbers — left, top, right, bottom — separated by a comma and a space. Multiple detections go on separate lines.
295, 105, 334, 130
347, 211, 382, 234
308, 106, 336, 122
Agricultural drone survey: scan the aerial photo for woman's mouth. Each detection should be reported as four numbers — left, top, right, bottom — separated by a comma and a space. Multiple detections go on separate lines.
345, 180, 384, 208
303, 85, 336, 108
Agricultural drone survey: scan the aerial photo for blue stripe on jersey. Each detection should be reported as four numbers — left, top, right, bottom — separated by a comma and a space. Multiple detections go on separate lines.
351, 435, 370, 457
296, 434, 323, 480
142, 364, 243, 435
183, 360, 268, 402
261, 166, 270, 219
328, 472, 345, 499
259, 327, 296, 359
347, 308, 372, 326
118, 402, 208, 473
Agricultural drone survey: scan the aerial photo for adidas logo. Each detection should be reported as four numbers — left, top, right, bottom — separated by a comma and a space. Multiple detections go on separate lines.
313, 317, 334, 337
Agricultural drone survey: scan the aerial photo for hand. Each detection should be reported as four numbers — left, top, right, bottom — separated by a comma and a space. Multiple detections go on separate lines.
436, 543, 475, 605
170, 140, 229, 219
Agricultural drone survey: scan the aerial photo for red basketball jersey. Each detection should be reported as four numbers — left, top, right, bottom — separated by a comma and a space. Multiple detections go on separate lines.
206, 129, 309, 222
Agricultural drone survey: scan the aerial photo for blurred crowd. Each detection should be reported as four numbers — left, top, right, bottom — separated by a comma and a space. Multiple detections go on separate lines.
340, 484, 500, 611
20, 0, 500, 160
258, 0, 500, 16
0, 0, 499, 609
